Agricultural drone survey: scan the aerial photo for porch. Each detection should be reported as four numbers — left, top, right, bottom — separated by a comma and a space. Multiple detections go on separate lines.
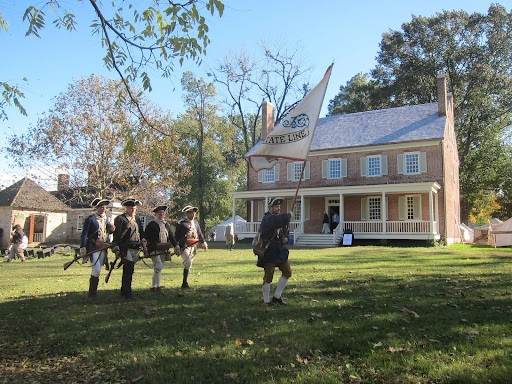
232, 182, 442, 245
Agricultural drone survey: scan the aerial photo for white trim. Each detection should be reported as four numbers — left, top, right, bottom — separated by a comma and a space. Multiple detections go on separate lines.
77, 214, 84, 231
233, 182, 442, 199
309, 139, 441, 157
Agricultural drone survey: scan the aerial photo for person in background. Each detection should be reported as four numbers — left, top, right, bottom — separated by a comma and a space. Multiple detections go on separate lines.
5, 225, 28, 262
321, 213, 330, 234
225, 223, 235, 251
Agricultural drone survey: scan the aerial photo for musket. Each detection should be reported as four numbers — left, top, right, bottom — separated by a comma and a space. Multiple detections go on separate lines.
63, 243, 114, 271
104, 240, 149, 283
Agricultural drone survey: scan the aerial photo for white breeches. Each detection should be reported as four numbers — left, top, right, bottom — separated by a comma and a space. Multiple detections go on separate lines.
321, 223, 330, 234
151, 255, 163, 288
125, 249, 139, 262
90, 250, 106, 277
181, 246, 196, 269
6, 244, 25, 261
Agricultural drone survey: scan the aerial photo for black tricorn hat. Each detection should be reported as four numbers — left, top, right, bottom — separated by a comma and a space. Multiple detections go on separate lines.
153, 205, 168, 213
91, 198, 110, 208
268, 197, 284, 207
121, 198, 142, 207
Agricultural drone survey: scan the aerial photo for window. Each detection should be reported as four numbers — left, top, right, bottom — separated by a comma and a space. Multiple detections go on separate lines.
367, 155, 381, 176
405, 153, 420, 174
293, 162, 303, 181
328, 159, 341, 179
263, 166, 275, 183
77, 215, 84, 231
139, 216, 148, 231
407, 196, 415, 220
368, 197, 381, 220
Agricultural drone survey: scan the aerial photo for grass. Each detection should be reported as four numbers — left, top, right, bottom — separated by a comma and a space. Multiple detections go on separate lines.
0, 243, 511, 383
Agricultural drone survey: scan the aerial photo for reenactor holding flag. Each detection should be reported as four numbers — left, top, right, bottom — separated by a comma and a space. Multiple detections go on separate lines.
113, 198, 145, 299
144, 205, 180, 293
174, 205, 208, 289
80, 198, 115, 298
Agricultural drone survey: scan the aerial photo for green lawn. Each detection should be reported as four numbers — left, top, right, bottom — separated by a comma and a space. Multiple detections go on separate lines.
0, 244, 511, 384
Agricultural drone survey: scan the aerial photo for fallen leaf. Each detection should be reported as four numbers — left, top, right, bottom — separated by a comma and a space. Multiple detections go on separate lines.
400, 307, 420, 318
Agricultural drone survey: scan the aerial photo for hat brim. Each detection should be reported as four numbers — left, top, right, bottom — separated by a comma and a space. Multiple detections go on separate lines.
122, 199, 142, 207
268, 198, 284, 207
153, 205, 168, 213
182, 205, 198, 213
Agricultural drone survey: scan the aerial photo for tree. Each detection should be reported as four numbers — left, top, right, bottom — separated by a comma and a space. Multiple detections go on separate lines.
7, 74, 187, 207
327, 73, 382, 115
328, 5, 512, 220
1, 1, 224, 127
211, 46, 311, 187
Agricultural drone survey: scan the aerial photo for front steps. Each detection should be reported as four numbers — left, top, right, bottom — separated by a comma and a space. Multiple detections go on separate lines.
294, 233, 341, 247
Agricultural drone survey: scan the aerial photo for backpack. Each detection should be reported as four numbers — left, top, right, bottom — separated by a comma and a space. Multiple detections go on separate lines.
252, 230, 269, 258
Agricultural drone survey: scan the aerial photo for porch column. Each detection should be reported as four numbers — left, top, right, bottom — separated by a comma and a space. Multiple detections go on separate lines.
339, 193, 344, 232
381, 191, 386, 233
250, 200, 254, 222
300, 194, 305, 233
434, 191, 439, 234
429, 190, 434, 234
232, 197, 236, 232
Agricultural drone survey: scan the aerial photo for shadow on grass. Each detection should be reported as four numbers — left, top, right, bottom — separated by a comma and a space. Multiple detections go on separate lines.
1, 269, 512, 384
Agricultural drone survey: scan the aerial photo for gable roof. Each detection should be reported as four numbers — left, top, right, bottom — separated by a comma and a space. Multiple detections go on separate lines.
0, 178, 69, 211
310, 103, 446, 151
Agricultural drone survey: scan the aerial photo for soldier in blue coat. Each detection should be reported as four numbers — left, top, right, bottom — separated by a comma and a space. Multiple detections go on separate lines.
259, 197, 292, 305
80, 198, 115, 297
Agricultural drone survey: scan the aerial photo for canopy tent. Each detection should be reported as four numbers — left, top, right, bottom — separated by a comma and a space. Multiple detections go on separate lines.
459, 223, 474, 244
212, 215, 247, 242
489, 217, 512, 247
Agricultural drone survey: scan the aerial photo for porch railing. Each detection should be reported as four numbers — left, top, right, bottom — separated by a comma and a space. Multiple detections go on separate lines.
343, 220, 436, 234
235, 221, 301, 234
33, 233, 44, 242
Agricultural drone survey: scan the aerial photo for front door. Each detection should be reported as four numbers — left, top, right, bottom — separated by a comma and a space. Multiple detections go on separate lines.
325, 198, 340, 233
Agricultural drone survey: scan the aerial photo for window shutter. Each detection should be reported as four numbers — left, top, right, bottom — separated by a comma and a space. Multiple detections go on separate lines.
381, 155, 388, 175
274, 163, 280, 181
361, 197, 368, 220
304, 198, 310, 221
304, 161, 311, 180
360, 157, 367, 176
322, 160, 328, 178
257, 170, 263, 183
420, 152, 427, 173
398, 196, 406, 220
287, 163, 293, 181
414, 195, 422, 220
397, 154, 404, 174
341, 158, 348, 178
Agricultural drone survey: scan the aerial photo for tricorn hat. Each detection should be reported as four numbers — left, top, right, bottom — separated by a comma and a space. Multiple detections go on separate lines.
181, 205, 198, 213
268, 197, 284, 207
90, 197, 110, 208
121, 198, 142, 207
153, 205, 168, 213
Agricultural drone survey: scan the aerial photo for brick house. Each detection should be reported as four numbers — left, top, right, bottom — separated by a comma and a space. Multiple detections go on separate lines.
232, 75, 461, 245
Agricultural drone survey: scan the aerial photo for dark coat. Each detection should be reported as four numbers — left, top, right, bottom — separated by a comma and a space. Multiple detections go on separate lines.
113, 214, 142, 257
259, 212, 291, 266
175, 218, 205, 249
143, 220, 177, 251
80, 215, 104, 252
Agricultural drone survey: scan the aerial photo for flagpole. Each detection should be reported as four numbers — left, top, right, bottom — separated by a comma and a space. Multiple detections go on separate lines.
290, 158, 307, 214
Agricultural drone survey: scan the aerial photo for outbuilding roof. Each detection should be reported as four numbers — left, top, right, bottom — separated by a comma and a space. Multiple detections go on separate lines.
0, 178, 69, 211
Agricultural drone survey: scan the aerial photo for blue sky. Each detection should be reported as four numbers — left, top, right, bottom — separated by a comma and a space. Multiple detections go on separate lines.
0, 0, 507, 188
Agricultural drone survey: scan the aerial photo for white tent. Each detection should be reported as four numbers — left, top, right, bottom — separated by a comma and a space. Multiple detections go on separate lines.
459, 223, 474, 243
212, 215, 247, 242
489, 218, 512, 247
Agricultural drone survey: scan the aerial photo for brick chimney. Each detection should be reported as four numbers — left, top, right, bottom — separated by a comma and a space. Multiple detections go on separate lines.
57, 173, 70, 191
261, 100, 274, 139
437, 73, 448, 116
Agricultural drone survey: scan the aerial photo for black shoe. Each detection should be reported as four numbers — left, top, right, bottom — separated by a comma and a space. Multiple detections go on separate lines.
272, 296, 286, 305
181, 282, 190, 289
150, 287, 156, 292
88, 276, 99, 298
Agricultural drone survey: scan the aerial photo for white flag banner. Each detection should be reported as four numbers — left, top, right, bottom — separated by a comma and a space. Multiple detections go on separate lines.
246, 64, 333, 171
